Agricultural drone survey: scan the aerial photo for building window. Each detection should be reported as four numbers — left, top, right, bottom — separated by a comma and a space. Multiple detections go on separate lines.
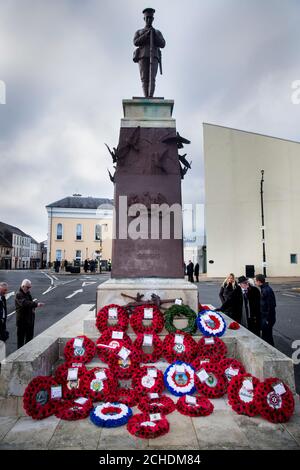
56, 250, 62, 261
290, 254, 298, 264
56, 223, 63, 240
95, 224, 102, 241
75, 250, 82, 261
76, 224, 82, 240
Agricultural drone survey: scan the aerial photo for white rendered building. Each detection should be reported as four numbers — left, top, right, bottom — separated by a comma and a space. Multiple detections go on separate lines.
203, 123, 300, 277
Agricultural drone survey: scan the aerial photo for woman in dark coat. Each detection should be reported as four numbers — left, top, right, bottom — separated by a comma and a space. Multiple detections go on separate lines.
219, 273, 237, 303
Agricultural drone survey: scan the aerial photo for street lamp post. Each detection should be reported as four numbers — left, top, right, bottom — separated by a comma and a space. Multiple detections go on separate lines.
260, 169, 267, 277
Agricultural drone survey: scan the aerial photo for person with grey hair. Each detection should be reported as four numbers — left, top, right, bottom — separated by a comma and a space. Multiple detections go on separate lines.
15, 279, 45, 349
0, 282, 9, 342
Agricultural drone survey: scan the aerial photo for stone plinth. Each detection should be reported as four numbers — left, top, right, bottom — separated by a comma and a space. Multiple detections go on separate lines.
112, 98, 184, 279
96, 277, 199, 313
121, 98, 175, 128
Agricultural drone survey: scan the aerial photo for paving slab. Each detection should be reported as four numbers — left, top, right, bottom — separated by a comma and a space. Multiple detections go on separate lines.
192, 410, 251, 450
148, 411, 198, 450
0, 416, 18, 440
232, 413, 300, 450
97, 406, 148, 450
0, 416, 59, 450
48, 418, 102, 450
282, 400, 300, 446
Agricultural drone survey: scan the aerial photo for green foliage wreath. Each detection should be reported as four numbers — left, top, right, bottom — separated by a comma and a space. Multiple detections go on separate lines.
164, 305, 197, 334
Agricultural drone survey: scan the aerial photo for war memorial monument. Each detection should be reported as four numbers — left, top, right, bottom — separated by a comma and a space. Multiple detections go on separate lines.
0, 8, 299, 452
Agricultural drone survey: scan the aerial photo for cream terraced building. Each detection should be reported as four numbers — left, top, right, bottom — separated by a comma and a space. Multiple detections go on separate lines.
46, 196, 113, 265
203, 123, 300, 277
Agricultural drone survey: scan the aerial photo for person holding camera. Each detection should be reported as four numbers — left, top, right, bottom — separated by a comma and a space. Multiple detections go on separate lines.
0, 282, 9, 342
15, 279, 45, 349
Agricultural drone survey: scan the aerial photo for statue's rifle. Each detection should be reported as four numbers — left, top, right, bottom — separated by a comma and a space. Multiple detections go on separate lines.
149, 26, 154, 97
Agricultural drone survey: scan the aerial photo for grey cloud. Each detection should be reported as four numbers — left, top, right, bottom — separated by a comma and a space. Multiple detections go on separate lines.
0, 0, 300, 241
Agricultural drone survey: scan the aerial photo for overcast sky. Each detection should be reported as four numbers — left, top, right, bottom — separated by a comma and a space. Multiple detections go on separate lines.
1, 0, 300, 242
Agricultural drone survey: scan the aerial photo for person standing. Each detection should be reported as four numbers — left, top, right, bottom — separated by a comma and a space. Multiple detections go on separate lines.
187, 260, 194, 283
90, 259, 95, 273
194, 262, 200, 282
237, 276, 261, 336
54, 259, 60, 273
133, 8, 165, 97
15, 279, 45, 349
219, 273, 237, 303
0, 282, 9, 342
84, 259, 89, 273
255, 274, 276, 346
219, 276, 261, 336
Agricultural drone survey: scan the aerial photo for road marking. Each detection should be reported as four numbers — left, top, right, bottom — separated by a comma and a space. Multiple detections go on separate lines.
282, 293, 296, 298
52, 275, 59, 281
42, 286, 57, 295
41, 271, 54, 286
8, 310, 16, 317
66, 289, 83, 299
61, 279, 77, 285
89, 305, 96, 311
6, 291, 15, 300
82, 281, 97, 287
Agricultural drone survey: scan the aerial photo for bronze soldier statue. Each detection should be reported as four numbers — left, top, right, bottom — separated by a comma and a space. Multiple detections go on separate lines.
133, 8, 165, 98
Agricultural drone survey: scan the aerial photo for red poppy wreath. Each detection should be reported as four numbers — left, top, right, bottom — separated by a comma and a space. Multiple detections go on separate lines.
163, 331, 198, 363
108, 344, 141, 379
219, 358, 246, 385
197, 336, 227, 362
256, 378, 295, 423
130, 304, 164, 334
127, 412, 170, 439
80, 367, 117, 402
54, 363, 88, 399
96, 327, 133, 363
194, 363, 227, 398
133, 333, 163, 363
227, 373, 260, 417
115, 387, 139, 407
96, 304, 129, 333
176, 395, 214, 417
23, 376, 60, 420
191, 357, 216, 370
64, 335, 96, 364
138, 394, 175, 415
55, 397, 93, 421
132, 366, 165, 395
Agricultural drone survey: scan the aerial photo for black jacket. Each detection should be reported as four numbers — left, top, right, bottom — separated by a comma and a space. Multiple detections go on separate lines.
0, 295, 8, 340
260, 283, 276, 327
194, 263, 200, 276
219, 282, 237, 304
15, 288, 38, 326
219, 285, 261, 329
186, 262, 194, 276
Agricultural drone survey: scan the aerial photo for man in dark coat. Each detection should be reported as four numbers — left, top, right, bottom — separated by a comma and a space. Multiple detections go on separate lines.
218, 276, 261, 336
194, 263, 200, 282
15, 279, 44, 349
84, 259, 89, 273
186, 260, 194, 283
0, 282, 9, 342
133, 8, 165, 97
255, 274, 276, 346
